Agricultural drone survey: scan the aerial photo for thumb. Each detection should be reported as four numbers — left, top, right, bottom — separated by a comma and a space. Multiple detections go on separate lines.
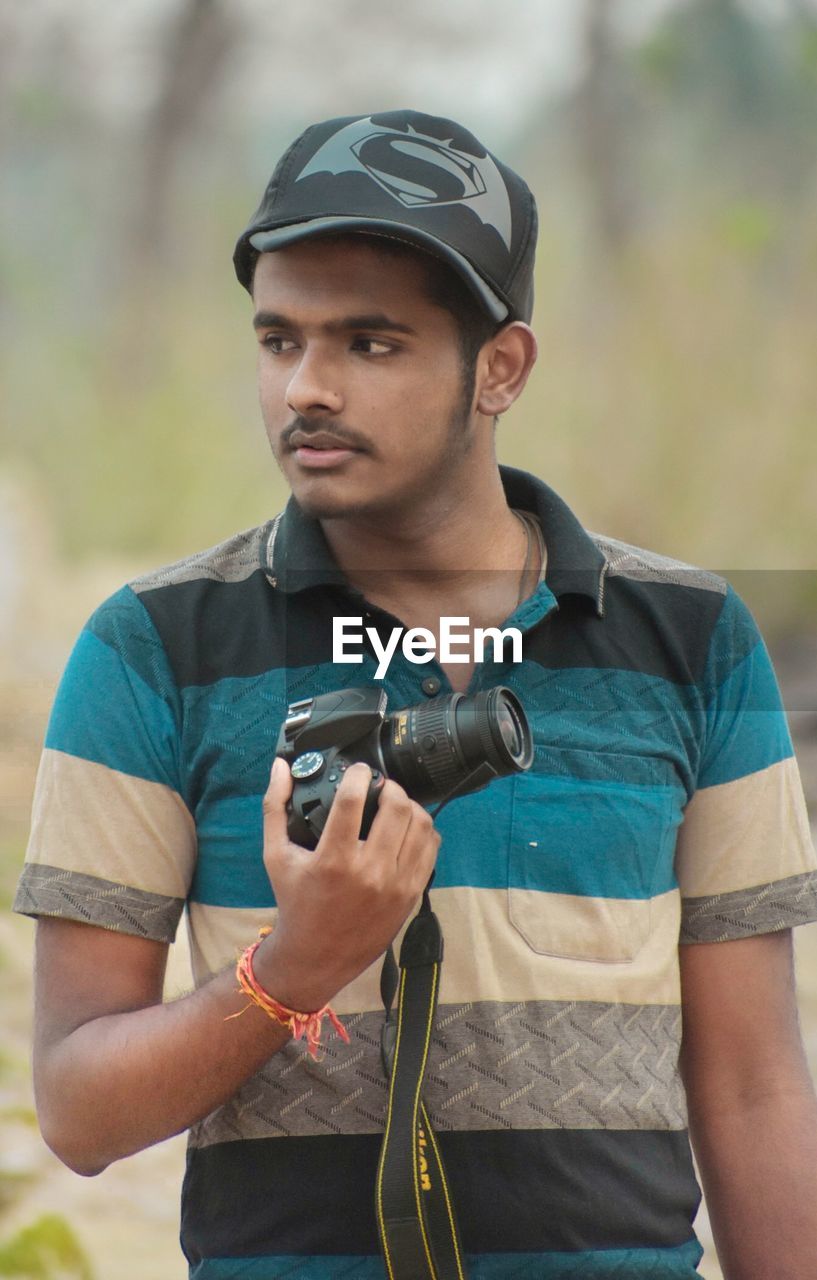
263, 756, 293, 830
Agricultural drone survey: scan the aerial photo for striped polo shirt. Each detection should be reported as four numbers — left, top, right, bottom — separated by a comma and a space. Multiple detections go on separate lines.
16, 464, 817, 1279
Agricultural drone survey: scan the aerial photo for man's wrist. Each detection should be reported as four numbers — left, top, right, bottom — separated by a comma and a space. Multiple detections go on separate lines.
250, 929, 339, 1014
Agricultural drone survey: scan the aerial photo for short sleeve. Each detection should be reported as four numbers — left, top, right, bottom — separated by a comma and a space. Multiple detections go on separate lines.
676, 585, 817, 943
13, 586, 196, 942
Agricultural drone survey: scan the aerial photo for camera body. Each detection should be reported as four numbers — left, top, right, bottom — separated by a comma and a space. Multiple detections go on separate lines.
275, 685, 532, 850
275, 687, 388, 848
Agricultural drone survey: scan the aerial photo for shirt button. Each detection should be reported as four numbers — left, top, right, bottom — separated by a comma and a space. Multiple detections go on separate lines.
421, 676, 441, 696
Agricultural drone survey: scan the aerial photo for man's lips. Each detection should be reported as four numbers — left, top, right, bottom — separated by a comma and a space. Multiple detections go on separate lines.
288, 431, 361, 451
287, 431, 367, 469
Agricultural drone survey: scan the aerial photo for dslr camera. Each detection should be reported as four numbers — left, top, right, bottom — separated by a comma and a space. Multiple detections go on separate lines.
275, 685, 533, 849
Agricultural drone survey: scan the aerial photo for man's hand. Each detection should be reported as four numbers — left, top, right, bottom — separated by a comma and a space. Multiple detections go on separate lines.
256, 759, 441, 1012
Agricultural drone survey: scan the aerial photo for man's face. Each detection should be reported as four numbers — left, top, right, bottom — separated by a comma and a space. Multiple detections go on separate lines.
253, 237, 478, 523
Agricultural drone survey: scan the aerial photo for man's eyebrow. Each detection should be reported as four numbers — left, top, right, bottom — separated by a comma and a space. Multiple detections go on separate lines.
252, 310, 417, 336
333, 313, 417, 336
253, 311, 289, 331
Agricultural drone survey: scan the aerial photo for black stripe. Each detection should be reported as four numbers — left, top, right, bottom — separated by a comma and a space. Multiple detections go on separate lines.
180, 1129, 700, 1263
526, 577, 724, 686
137, 569, 725, 694
138, 574, 348, 687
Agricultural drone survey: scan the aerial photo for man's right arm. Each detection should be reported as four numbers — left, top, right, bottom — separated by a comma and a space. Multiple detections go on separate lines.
33, 760, 440, 1175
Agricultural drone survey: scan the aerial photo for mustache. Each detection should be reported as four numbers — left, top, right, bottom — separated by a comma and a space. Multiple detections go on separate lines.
282, 416, 372, 452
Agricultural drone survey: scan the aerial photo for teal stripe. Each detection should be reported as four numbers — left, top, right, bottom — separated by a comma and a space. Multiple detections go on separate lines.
465, 1240, 704, 1276
181, 645, 791, 802
190, 794, 271, 907
441, 767, 680, 899
179, 661, 704, 800
45, 627, 181, 789
188, 768, 679, 905
699, 639, 793, 787
134, 632, 785, 907
187, 663, 690, 906
190, 1238, 703, 1277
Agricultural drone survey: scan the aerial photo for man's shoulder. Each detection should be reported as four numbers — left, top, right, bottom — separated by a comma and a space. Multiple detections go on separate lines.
589, 531, 728, 599
126, 520, 278, 598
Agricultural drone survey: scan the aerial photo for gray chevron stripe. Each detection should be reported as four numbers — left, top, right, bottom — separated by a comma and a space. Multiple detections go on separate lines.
190, 999, 686, 1149
13, 864, 183, 942
129, 524, 271, 593
591, 533, 727, 595
681, 870, 817, 943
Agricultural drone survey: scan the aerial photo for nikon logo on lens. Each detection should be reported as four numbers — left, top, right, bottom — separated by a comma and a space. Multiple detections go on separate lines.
275, 685, 533, 849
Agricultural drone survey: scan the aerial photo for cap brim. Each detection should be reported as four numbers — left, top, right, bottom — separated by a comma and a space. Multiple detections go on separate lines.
248, 216, 509, 323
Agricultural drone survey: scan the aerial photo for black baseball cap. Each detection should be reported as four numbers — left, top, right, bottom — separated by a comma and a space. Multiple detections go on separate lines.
233, 109, 538, 323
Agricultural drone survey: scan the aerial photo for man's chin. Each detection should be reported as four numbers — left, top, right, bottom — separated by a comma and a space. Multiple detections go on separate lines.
289, 480, 382, 523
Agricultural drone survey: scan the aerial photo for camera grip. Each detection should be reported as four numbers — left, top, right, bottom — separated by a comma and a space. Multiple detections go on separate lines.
286, 759, 383, 849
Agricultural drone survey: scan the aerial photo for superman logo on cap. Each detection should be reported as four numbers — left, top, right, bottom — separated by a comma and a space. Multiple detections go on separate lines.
295, 117, 513, 252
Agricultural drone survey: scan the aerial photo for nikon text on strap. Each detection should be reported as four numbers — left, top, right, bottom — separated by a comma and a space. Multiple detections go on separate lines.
375, 891, 468, 1279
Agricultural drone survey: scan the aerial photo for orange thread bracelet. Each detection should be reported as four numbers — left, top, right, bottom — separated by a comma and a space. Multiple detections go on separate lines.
229, 929, 349, 1060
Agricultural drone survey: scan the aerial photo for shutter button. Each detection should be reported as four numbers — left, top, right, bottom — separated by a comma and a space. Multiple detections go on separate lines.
421, 676, 441, 696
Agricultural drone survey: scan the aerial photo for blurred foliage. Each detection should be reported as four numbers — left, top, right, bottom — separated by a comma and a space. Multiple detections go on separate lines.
0, 1109, 38, 1130
0, 1174, 36, 1218
0, 839, 27, 913
0, 1215, 93, 1279
1, 0, 816, 635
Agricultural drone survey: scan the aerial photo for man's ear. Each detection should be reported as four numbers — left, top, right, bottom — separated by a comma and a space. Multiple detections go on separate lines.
475, 322, 538, 418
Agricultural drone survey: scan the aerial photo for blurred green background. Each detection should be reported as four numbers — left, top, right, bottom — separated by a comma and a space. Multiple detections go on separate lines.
1, 1, 816, 1276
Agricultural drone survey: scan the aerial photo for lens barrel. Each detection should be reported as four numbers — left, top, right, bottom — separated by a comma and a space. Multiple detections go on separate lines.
380, 686, 532, 806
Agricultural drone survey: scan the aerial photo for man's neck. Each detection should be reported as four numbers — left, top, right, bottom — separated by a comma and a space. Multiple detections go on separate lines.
318, 465, 544, 693
320, 465, 527, 598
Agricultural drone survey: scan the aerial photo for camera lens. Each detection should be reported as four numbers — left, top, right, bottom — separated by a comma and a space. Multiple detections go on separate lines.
496, 697, 524, 757
380, 686, 532, 806
451, 686, 532, 774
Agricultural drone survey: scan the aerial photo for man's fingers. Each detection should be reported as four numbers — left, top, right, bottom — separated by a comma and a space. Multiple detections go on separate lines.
365, 779, 414, 852
394, 803, 441, 886
263, 756, 293, 811
262, 757, 294, 850
317, 762, 379, 853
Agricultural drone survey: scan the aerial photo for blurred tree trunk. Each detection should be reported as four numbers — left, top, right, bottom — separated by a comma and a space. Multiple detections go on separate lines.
575, 0, 633, 255
127, 0, 239, 285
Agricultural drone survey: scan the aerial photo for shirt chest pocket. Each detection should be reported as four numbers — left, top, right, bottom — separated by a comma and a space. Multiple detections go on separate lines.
509, 754, 678, 963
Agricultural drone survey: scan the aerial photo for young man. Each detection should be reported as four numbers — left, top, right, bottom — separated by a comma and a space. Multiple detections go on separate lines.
15, 110, 817, 1278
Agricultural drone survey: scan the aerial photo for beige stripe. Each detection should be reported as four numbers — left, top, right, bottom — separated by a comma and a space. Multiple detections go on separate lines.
27, 749, 197, 899
676, 757, 815, 899
188, 885, 681, 1010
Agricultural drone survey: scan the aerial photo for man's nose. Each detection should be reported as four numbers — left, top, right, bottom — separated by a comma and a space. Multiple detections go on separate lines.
285, 349, 343, 417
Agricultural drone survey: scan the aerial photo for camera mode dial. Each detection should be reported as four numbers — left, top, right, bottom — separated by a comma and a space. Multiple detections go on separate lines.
290, 750, 325, 780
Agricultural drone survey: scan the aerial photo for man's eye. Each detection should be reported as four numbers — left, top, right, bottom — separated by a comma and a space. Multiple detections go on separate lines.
261, 335, 296, 353
352, 337, 393, 355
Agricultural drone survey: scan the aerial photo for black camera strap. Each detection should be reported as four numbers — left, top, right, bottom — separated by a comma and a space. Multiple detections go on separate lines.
375, 888, 468, 1280
374, 772, 501, 1277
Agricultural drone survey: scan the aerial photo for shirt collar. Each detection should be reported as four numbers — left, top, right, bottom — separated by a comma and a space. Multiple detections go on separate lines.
263, 464, 607, 617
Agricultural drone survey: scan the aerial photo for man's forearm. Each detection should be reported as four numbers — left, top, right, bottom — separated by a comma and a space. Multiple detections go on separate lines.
36, 960, 293, 1176
34, 762, 440, 1177
689, 1085, 817, 1280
